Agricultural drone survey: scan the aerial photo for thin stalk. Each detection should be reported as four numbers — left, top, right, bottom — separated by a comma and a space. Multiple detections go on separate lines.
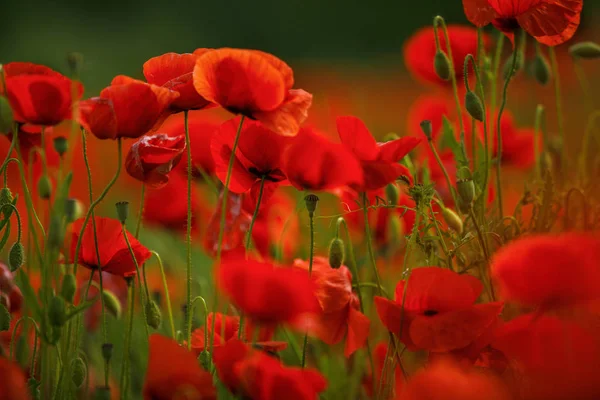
428, 202, 453, 270
134, 183, 146, 238
534, 105, 545, 180
361, 192, 384, 296
151, 251, 176, 339
469, 207, 494, 300
119, 280, 135, 399
300, 206, 316, 368
427, 140, 460, 211
490, 33, 506, 117
548, 46, 567, 171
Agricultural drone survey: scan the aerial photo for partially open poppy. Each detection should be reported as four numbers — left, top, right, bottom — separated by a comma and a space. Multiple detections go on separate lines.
1, 62, 83, 126
79, 75, 179, 140
143, 52, 213, 112
375, 267, 503, 352
462, 0, 583, 46
491, 233, 600, 309
144, 334, 216, 400
193, 48, 312, 136
125, 133, 186, 187
336, 116, 421, 191
282, 127, 364, 191
70, 216, 151, 277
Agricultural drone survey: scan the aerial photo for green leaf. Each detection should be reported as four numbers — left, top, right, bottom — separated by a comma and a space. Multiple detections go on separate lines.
440, 117, 469, 170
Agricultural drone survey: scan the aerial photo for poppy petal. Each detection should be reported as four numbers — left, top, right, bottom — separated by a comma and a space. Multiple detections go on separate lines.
462, 0, 497, 27
253, 89, 313, 136
517, 0, 582, 46
345, 307, 370, 357
336, 116, 380, 161
378, 137, 422, 163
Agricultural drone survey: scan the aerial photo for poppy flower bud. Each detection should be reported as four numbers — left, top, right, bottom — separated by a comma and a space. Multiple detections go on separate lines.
66, 52, 84, 77
64, 198, 84, 223
48, 295, 67, 327
115, 201, 129, 224
48, 215, 64, 250
420, 120, 433, 141
71, 357, 87, 389
304, 194, 319, 217
456, 179, 475, 206
0, 303, 9, 331
102, 343, 113, 364
60, 273, 77, 303
93, 386, 111, 400
0, 96, 13, 134
145, 300, 162, 329
8, 242, 24, 272
198, 350, 211, 371
569, 41, 600, 59
434, 51, 451, 81
102, 289, 122, 319
465, 90, 484, 122
386, 183, 399, 206
328, 237, 345, 269
503, 52, 523, 80
0, 187, 14, 217
532, 53, 551, 85
53, 136, 68, 157
37, 175, 52, 200
441, 207, 463, 233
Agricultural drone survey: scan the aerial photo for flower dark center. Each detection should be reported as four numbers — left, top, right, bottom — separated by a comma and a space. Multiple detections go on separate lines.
423, 309, 439, 317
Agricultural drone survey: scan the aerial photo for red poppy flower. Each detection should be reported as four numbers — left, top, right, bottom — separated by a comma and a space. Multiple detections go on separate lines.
217, 257, 319, 326
1, 62, 83, 126
204, 191, 251, 257
211, 118, 289, 204
193, 48, 312, 136
70, 216, 151, 277
282, 127, 364, 191
491, 112, 537, 169
144, 334, 216, 400
402, 359, 512, 400
79, 75, 179, 140
375, 267, 503, 352
491, 233, 600, 309
125, 133, 186, 187
293, 257, 370, 357
336, 116, 420, 191
404, 25, 489, 86
143, 52, 213, 112
462, 0, 583, 46
0, 357, 30, 400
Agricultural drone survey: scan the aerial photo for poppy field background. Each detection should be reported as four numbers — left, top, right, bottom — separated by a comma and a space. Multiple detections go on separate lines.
1, 0, 600, 399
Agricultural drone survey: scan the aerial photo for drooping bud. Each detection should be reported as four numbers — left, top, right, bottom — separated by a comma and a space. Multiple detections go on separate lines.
532, 53, 551, 85
434, 51, 451, 81
115, 201, 129, 224
503, 52, 523, 80
48, 296, 67, 327
569, 42, 600, 59
8, 242, 25, 272
456, 179, 476, 206
304, 194, 319, 218
48, 215, 64, 250
71, 357, 87, 389
0, 187, 13, 217
441, 207, 463, 233
199, 350, 211, 371
37, 175, 52, 200
61, 274, 77, 303
0, 303, 9, 331
385, 183, 399, 206
15, 335, 29, 367
93, 386, 111, 400
102, 289, 122, 319
420, 120, 433, 141
328, 237, 345, 269
0, 96, 13, 134
102, 343, 113, 364
53, 136, 68, 157
465, 90, 484, 122
64, 198, 84, 223
145, 300, 162, 329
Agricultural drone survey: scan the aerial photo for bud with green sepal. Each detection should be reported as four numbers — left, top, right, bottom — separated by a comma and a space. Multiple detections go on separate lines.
328, 237, 345, 269
61, 274, 77, 303
8, 242, 24, 272
304, 194, 319, 218
71, 357, 87, 389
101, 288, 122, 319
37, 175, 52, 200
146, 300, 162, 329
465, 90, 484, 122
115, 201, 129, 224
569, 41, 600, 59
53, 136, 68, 157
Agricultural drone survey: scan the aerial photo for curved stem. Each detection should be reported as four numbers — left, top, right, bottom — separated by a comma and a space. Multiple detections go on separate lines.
134, 183, 146, 239
300, 206, 316, 368
151, 250, 176, 339
188, 296, 208, 352
534, 105, 546, 180
427, 139, 460, 212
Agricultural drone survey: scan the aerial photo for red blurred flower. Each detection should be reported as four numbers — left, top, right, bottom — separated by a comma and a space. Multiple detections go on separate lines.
375, 267, 502, 352
143, 52, 213, 112
217, 257, 319, 326
70, 217, 151, 277
462, 0, 582, 46
144, 334, 216, 400
491, 233, 600, 309
0, 357, 30, 400
125, 133, 185, 187
336, 116, 420, 191
282, 127, 364, 191
193, 48, 312, 136
211, 118, 289, 204
492, 112, 537, 169
204, 191, 250, 257
79, 75, 179, 140
407, 94, 455, 140
293, 257, 370, 357
404, 25, 489, 86
363, 342, 404, 399
1, 62, 83, 126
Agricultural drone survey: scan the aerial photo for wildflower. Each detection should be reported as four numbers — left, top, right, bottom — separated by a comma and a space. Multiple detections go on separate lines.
125, 133, 186, 187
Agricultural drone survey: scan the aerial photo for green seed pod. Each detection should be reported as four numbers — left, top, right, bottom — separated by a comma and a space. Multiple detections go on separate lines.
465, 90, 484, 122
61, 273, 77, 303
385, 183, 399, 206
328, 237, 345, 269
0, 96, 13, 134
102, 289, 122, 319
0, 303, 10, 331
0, 187, 14, 217
503, 52, 523, 80
37, 175, 52, 200
115, 201, 129, 224
456, 179, 476, 206
441, 207, 463, 233
71, 357, 87, 389
48, 296, 67, 327
304, 194, 319, 217
145, 300, 162, 329
48, 215, 64, 250
569, 41, 600, 59
420, 120, 433, 141
53, 136, 68, 157
8, 242, 25, 272
434, 51, 451, 81
532, 53, 551, 85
